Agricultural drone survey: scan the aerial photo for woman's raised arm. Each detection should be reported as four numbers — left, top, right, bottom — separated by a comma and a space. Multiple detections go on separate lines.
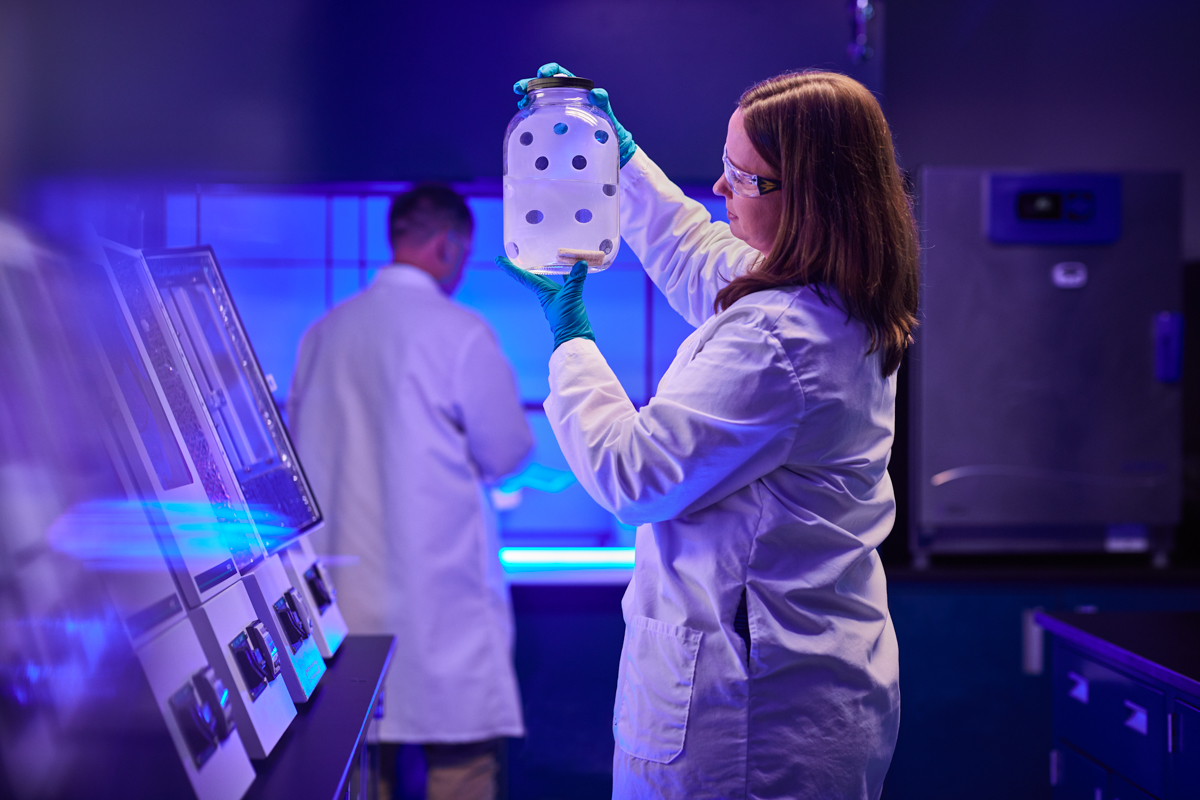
620, 149, 758, 328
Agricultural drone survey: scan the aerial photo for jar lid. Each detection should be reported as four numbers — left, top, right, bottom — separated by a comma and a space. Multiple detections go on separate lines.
526, 75, 595, 92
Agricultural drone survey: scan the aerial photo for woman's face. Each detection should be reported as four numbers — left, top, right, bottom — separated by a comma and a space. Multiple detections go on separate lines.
713, 108, 784, 254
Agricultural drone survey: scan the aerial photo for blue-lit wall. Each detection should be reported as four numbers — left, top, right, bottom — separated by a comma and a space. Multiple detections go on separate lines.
164, 188, 725, 545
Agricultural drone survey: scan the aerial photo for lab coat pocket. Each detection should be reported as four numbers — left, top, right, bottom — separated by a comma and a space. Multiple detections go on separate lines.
614, 616, 702, 764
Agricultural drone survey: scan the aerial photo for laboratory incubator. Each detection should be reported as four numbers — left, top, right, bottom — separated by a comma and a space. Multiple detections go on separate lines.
84, 240, 304, 761
912, 169, 1183, 563
0, 221, 363, 799
140, 246, 323, 547
88, 240, 266, 606
138, 245, 348, 660
503, 75, 621, 274
0, 225, 257, 800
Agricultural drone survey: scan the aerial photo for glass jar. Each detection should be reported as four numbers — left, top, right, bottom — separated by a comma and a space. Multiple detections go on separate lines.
503, 76, 620, 275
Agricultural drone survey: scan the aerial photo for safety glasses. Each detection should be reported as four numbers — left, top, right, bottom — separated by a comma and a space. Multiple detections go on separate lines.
722, 147, 781, 198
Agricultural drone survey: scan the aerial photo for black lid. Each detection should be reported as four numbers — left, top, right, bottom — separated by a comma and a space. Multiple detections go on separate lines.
526, 75, 595, 92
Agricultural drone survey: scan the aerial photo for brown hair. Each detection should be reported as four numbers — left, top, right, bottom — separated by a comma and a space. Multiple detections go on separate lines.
713, 71, 919, 377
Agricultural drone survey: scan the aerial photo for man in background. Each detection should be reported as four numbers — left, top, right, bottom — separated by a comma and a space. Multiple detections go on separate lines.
288, 184, 532, 800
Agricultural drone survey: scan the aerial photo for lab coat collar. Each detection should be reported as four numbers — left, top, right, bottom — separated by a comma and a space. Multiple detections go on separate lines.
375, 263, 442, 293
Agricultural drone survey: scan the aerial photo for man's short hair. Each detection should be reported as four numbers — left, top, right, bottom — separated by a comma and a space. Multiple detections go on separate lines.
388, 184, 473, 248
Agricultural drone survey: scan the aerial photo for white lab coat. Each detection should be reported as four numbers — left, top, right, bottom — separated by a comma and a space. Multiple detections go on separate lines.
288, 265, 532, 743
544, 149, 901, 799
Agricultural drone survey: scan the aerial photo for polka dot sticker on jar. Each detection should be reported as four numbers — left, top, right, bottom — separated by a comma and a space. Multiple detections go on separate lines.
506, 241, 519, 257
572, 155, 587, 170
519, 132, 533, 146
535, 156, 548, 171
603, 184, 616, 196
599, 239, 613, 254
526, 210, 544, 224
554, 123, 568, 135
594, 130, 609, 144
575, 209, 593, 223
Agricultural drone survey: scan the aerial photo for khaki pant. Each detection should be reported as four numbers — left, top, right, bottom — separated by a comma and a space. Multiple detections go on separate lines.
425, 741, 499, 800
376, 740, 500, 800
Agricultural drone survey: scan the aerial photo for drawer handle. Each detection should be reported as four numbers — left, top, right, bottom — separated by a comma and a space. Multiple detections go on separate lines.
1123, 700, 1148, 735
1067, 671, 1089, 704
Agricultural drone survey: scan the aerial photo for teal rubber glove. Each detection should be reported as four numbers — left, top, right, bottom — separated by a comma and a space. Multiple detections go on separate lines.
495, 257, 595, 351
513, 62, 638, 168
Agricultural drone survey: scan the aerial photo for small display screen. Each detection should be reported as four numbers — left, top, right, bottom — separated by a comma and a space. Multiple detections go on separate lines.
1015, 190, 1097, 223
1016, 192, 1061, 220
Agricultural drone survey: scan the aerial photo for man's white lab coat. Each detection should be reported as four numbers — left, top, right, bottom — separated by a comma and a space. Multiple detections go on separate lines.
288, 265, 532, 743
544, 150, 902, 799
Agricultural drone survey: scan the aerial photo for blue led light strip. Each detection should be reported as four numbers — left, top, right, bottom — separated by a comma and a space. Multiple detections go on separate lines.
499, 547, 635, 571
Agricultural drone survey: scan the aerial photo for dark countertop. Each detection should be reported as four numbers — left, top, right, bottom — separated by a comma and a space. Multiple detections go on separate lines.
246, 634, 395, 800
1035, 611, 1200, 698
887, 565, 1200, 584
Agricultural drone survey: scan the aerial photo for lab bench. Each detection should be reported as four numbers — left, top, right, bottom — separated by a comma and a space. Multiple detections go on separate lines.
245, 634, 394, 800
1035, 612, 1200, 800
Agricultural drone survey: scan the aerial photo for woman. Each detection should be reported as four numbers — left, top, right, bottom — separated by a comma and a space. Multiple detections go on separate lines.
499, 66, 919, 800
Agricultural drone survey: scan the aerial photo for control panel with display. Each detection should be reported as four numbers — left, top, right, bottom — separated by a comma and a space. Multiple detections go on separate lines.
988, 173, 1122, 244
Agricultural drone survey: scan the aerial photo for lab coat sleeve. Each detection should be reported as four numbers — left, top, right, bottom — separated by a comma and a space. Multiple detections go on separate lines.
544, 314, 804, 525
455, 323, 534, 483
620, 148, 760, 328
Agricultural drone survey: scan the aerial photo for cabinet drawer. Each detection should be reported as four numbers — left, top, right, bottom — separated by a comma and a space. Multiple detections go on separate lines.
1054, 744, 1108, 800
1054, 644, 1166, 797
1176, 700, 1200, 799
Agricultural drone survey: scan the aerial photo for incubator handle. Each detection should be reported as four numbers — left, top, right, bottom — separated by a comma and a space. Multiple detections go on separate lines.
168, 681, 220, 767
247, 621, 281, 681
1154, 312, 1184, 383
191, 665, 236, 741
